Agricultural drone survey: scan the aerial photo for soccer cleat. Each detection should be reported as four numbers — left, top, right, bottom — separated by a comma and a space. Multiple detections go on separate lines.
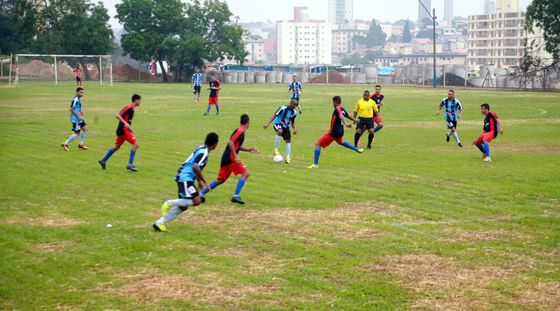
458, 143, 463, 147
367, 145, 372, 149
307, 164, 319, 169
152, 223, 167, 232
61, 144, 70, 151
357, 148, 364, 153
126, 164, 138, 172
483, 156, 492, 162
78, 144, 88, 150
231, 196, 245, 204
201, 196, 206, 204
161, 202, 173, 216
446, 135, 450, 142
285, 157, 291, 164
98, 160, 106, 170
274, 148, 280, 155
203, 113, 208, 116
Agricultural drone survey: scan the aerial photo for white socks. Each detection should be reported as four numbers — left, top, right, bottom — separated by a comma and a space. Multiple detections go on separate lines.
452, 132, 460, 143
274, 135, 281, 149
64, 133, 78, 145
79, 131, 87, 145
156, 206, 183, 225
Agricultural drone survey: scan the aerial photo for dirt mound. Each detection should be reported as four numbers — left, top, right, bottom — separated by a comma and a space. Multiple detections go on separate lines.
18, 60, 55, 79
111, 64, 157, 81
310, 71, 349, 84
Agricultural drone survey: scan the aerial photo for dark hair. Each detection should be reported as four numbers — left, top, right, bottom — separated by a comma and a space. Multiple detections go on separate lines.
332, 96, 341, 104
364, 90, 370, 93
375, 84, 381, 88
240, 114, 250, 125
290, 99, 299, 106
131, 94, 142, 102
448, 89, 455, 94
76, 87, 84, 92
205, 132, 219, 146
481, 103, 490, 110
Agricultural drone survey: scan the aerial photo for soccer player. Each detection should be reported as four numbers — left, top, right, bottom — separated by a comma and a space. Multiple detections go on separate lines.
200, 114, 258, 204
370, 84, 385, 133
204, 75, 221, 115
73, 65, 82, 86
288, 74, 303, 113
437, 89, 464, 147
473, 103, 503, 162
152, 133, 219, 232
308, 96, 363, 169
98, 94, 142, 172
192, 68, 203, 103
263, 99, 299, 164
353, 90, 379, 149
61, 87, 88, 151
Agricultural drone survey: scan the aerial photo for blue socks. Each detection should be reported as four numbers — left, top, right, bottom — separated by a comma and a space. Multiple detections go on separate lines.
206, 105, 219, 114
234, 178, 246, 197
129, 149, 136, 165
476, 144, 485, 154
314, 146, 321, 165
342, 141, 360, 152
216, 105, 220, 114
201, 180, 219, 195
483, 142, 490, 157
374, 126, 382, 133
101, 148, 114, 162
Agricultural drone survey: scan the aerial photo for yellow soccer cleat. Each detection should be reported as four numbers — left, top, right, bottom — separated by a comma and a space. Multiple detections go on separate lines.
307, 164, 318, 169
161, 202, 173, 216
285, 157, 291, 164
152, 223, 167, 232
61, 144, 70, 151
357, 148, 364, 153
274, 148, 280, 155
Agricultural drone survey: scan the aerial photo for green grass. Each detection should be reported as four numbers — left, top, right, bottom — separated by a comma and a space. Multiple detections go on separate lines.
0, 82, 559, 310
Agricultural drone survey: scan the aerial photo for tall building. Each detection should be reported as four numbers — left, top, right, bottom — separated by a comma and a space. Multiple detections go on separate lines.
495, 0, 519, 13
331, 22, 370, 62
328, 0, 353, 25
244, 39, 266, 65
484, 0, 496, 15
444, 0, 454, 21
277, 7, 332, 65
418, 0, 432, 22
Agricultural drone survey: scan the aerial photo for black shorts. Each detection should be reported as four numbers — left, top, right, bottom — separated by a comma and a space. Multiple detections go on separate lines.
177, 181, 199, 199
446, 120, 458, 129
273, 124, 291, 141
357, 118, 374, 130
76, 77, 82, 82
72, 120, 86, 132
193, 85, 201, 95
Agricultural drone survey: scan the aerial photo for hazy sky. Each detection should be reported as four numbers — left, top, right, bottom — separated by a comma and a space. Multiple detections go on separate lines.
104, 0, 532, 28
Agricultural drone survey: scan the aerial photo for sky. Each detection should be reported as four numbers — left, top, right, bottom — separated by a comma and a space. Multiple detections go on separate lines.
103, 0, 532, 28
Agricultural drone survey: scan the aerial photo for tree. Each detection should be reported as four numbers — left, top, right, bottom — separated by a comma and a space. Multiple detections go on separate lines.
353, 19, 386, 49
0, 0, 37, 54
341, 53, 367, 66
402, 19, 412, 43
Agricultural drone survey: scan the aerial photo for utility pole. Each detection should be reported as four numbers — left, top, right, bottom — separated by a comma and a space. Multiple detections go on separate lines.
419, 0, 437, 88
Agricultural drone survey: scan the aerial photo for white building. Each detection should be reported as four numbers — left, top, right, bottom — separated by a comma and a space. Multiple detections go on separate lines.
444, 0, 453, 21
328, 0, 353, 25
332, 22, 369, 58
245, 39, 266, 64
495, 0, 519, 13
277, 7, 332, 65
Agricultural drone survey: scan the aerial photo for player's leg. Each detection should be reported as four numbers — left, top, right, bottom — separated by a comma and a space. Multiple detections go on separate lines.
78, 123, 88, 149
354, 128, 363, 147
274, 126, 282, 155
62, 124, 81, 150
374, 116, 384, 133
204, 98, 212, 115
201, 167, 230, 197
339, 137, 363, 153
450, 122, 462, 147
309, 134, 331, 168
154, 182, 202, 231
367, 127, 374, 149
283, 129, 292, 163
231, 164, 249, 204
127, 142, 139, 171
99, 142, 122, 169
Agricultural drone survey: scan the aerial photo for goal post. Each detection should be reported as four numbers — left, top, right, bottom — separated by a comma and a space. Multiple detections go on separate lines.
14, 54, 112, 85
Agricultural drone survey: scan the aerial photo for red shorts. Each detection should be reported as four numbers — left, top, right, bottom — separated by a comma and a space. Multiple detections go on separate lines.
317, 133, 343, 148
217, 161, 248, 181
209, 97, 219, 105
115, 130, 137, 145
373, 115, 383, 124
475, 132, 495, 145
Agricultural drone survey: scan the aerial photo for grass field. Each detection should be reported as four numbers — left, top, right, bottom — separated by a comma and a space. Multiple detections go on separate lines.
1, 82, 559, 310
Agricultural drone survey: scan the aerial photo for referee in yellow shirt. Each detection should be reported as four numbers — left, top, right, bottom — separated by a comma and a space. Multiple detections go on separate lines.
353, 90, 379, 149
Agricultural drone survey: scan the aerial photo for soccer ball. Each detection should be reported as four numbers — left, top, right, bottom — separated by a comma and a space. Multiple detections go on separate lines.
273, 154, 284, 163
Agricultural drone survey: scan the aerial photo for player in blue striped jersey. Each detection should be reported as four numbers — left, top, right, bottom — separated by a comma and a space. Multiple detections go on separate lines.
192, 68, 203, 103
288, 75, 303, 113
61, 87, 88, 151
263, 99, 299, 164
437, 89, 464, 147
153, 132, 219, 232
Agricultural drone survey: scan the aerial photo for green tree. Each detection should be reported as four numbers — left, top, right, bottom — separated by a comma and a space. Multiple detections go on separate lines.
525, 0, 560, 64
341, 53, 366, 66
0, 0, 37, 54
402, 19, 412, 43
353, 19, 386, 49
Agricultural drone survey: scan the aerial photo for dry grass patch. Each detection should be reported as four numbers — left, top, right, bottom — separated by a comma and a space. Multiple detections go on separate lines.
512, 281, 560, 310
4, 215, 87, 227
35, 241, 75, 253
371, 254, 518, 310
437, 227, 528, 243
494, 144, 560, 154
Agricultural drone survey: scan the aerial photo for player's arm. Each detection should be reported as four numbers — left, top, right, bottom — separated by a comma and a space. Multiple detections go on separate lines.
457, 101, 463, 119
496, 117, 503, 135
353, 101, 359, 119
239, 146, 258, 153
192, 164, 209, 191
264, 107, 281, 129
291, 118, 297, 134
437, 101, 444, 115
373, 102, 379, 117
115, 113, 132, 131
341, 112, 356, 127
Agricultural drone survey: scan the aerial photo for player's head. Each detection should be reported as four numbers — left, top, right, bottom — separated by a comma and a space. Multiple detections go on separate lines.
448, 89, 455, 99
240, 114, 250, 127
131, 94, 142, 106
76, 65, 80, 69
76, 87, 84, 97
375, 85, 381, 94
480, 103, 490, 114
211, 75, 216, 81
205, 132, 219, 151
332, 96, 341, 106
292, 74, 297, 82
289, 99, 299, 109
195, 68, 200, 73
363, 90, 370, 100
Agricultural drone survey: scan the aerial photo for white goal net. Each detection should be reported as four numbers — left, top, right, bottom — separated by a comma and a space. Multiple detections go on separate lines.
14, 54, 112, 85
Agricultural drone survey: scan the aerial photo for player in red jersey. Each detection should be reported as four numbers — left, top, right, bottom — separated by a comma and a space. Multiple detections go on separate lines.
204, 76, 221, 115
308, 96, 363, 169
370, 85, 385, 133
73, 65, 82, 86
98, 94, 142, 171
200, 114, 258, 204
473, 103, 503, 162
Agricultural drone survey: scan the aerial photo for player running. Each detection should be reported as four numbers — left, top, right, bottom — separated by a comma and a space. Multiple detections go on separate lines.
192, 68, 203, 103
308, 96, 363, 169
200, 114, 258, 204
61, 87, 88, 151
437, 89, 464, 147
73, 65, 82, 86
473, 103, 503, 162
98, 94, 142, 172
153, 133, 219, 232
370, 85, 385, 133
204, 75, 221, 115
288, 74, 303, 113
263, 99, 299, 164
353, 90, 379, 149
